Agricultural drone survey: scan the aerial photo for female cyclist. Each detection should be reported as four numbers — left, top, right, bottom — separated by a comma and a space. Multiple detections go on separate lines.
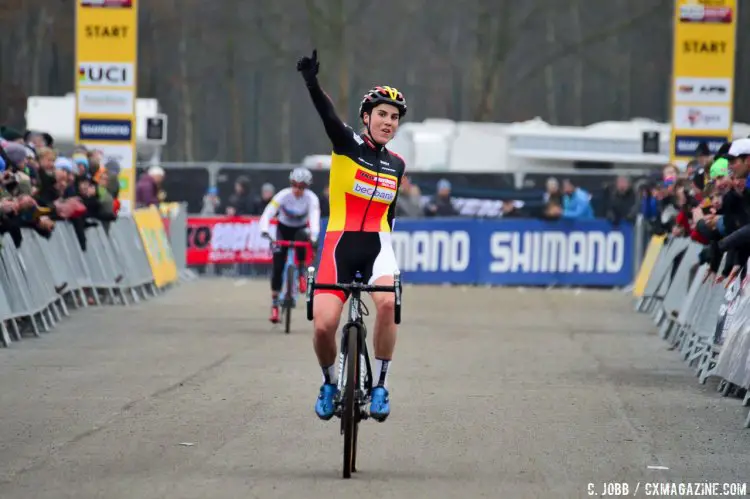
297, 49, 406, 422
259, 167, 320, 323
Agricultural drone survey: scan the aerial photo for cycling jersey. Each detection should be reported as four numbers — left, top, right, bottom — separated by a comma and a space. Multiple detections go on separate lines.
304, 77, 405, 300
305, 79, 406, 232
259, 187, 321, 241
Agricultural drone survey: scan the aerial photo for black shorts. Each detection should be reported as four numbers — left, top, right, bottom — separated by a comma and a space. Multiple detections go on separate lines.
270, 223, 309, 291
314, 231, 398, 302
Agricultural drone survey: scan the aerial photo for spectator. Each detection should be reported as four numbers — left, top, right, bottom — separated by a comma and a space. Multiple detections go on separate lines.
560, 179, 594, 220
396, 176, 422, 217
696, 138, 750, 283
104, 159, 121, 198
225, 175, 257, 215
542, 177, 563, 220
0, 126, 24, 144
424, 179, 458, 217
257, 182, 276, 214
135, 166, 165, 208
501, 199, 525, 218
694, 141, 712, 169
663, 163, 680, 181
604, 175, 637, 226
201, 186, 221, 214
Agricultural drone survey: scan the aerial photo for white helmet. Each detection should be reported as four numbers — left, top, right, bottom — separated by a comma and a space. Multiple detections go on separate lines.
290, 167, 313, 185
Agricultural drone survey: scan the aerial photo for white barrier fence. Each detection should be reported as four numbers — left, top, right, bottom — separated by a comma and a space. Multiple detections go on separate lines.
0, 216, 172, 347
635, 236, 750, 428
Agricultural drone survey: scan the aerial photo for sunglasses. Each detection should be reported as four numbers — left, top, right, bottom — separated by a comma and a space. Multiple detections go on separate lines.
291, 182, 308, 189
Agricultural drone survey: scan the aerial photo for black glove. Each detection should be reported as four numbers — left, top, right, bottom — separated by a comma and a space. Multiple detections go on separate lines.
296, 49, 319, 83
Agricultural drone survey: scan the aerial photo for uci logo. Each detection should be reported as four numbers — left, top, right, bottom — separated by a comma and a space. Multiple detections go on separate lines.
78, 62, 134, 87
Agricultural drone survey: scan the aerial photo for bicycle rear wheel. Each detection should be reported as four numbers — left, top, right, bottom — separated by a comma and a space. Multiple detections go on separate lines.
342, 324, 358, 479
284, 268, 295, 334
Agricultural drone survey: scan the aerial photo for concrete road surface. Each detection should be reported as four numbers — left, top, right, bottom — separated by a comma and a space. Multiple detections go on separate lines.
0, 280, 748, 499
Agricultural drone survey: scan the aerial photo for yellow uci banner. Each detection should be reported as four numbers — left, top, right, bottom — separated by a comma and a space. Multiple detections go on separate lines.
133, 206, 178, 288
633, 235, 667, 298
75, 0, 138, 214
670, 0, 737, 167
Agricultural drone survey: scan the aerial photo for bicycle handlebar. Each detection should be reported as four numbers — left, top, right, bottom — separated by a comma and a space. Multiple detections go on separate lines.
312, 282, 396, 293
271, 239, 313, 250
306, 266, 402, 325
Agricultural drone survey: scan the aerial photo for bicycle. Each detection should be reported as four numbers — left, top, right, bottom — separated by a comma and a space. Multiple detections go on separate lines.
268, 237, 313, 334
305, 267, 402, 479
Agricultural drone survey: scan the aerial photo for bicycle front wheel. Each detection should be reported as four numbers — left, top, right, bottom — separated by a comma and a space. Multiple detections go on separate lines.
284, 268, 295, 334
342, 325, 358, 479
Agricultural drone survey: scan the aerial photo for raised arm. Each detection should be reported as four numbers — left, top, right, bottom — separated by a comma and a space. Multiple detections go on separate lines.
297, 50, 353, 152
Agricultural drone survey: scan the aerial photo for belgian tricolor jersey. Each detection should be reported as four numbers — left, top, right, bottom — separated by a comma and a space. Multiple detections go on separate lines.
304, 78, 405, 233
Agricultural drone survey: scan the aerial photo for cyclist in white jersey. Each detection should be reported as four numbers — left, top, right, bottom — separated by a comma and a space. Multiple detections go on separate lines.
260, 167, 321, 323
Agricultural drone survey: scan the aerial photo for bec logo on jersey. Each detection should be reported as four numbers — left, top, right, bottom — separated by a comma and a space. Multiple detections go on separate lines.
353, 182, 395, 202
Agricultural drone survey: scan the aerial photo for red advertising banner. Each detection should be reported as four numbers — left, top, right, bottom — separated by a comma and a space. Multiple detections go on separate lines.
186, 216, 277, 265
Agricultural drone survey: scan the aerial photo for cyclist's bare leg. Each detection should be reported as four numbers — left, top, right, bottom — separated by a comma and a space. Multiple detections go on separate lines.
313, 293, 345, 377
370, 275, 396, 385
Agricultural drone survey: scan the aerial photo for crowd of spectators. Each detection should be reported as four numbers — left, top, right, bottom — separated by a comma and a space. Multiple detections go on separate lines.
199, 175, 276, 216
643, 139, 750, 284
0, 125, 122, 252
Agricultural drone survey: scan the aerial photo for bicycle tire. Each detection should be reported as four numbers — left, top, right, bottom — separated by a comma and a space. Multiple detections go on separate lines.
342, 324, 358, 479
284, 267, 295, 334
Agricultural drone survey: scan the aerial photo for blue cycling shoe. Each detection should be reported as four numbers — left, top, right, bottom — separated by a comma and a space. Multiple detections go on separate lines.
369, 386, 390, 422
315, 383, 338, 420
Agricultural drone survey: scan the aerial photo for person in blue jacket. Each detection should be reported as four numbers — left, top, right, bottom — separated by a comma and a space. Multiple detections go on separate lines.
561, 179, 594, 219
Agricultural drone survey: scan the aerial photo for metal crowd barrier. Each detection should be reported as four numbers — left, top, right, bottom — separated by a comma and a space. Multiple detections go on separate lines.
635, 235, 750, 429
0, 216, 171, 347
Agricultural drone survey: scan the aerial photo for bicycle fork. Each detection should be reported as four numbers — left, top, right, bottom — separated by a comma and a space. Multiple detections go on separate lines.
336, 325, 369, 417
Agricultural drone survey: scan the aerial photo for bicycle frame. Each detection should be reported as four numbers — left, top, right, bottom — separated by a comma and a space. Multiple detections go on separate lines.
306, 268, 402, 408
273, 240, 313, 304
306, 267, 402, 478
335, 277, 373, 410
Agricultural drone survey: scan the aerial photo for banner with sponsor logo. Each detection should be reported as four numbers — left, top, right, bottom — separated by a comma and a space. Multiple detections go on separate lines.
75, 0, 138, 213
133, 206, 178, 288
186, 216, 278, 265
183, 215, 633, 287
387, 218, 633, 287
670, 0, 737, 167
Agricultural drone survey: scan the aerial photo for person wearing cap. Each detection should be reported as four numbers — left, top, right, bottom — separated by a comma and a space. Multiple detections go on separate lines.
201, 186, 221, 215
0, 126, 25, 144
694, 141, 712, 168
697, 138, 750, 282
707, 157, 732, 194
424, 178, 458, 217
72, 152, 90, 176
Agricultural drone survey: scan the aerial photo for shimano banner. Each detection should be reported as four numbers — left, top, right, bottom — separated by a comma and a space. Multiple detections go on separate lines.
383, 218, 633, 287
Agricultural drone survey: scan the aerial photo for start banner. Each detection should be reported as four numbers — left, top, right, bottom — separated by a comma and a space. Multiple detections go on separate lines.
669, 0, 737, 166
186, 216, 277, 265
75, 0, 139, 213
